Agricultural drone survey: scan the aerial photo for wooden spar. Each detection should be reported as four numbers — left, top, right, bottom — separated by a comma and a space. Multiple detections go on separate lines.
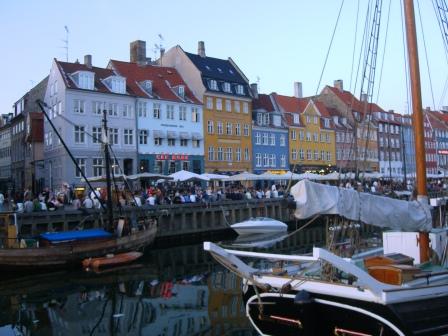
403, 0, 430, 262
102, 109, 114, 232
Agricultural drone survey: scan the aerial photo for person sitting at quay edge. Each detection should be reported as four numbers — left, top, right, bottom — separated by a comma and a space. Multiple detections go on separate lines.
146, 193, 156, 206
23, 198, 34, 213
82, 195, 93, 209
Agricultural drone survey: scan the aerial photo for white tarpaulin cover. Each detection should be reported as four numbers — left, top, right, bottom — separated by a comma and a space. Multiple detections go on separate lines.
290, 179, 432, 232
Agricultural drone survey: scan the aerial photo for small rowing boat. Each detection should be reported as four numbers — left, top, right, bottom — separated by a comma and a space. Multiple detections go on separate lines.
82, 251, 143, 270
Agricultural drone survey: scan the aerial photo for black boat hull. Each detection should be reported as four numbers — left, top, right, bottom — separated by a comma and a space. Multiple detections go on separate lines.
243, 286, 448, 336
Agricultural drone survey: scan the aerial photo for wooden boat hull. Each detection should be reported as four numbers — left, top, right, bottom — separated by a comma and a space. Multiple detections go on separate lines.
0, 223, 157, 268
243, 286, 448, 336
82, 251, 143, 269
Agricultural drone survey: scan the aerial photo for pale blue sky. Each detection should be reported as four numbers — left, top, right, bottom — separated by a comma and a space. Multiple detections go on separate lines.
0, 0, 446, 116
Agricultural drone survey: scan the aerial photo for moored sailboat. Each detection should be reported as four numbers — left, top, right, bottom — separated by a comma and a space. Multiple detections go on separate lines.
204, 1, 448, 335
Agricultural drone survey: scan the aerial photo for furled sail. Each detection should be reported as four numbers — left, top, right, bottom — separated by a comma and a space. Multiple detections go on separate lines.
290, 179, 432, 232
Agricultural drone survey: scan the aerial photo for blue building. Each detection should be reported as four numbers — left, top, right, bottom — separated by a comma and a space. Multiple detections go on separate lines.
251, 89, 289, 174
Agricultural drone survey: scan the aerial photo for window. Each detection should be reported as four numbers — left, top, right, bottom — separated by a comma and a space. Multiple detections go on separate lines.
313, 116, 318, 124
75, 158, 85, 177
122, 104, 132, 118
243, 102, 249, 113
321, 150, 325, 161
280, 155, 286, 167
225, 147, 233, 162
320, 133, 325, 142
263, 153, 269, 167
179, 106, 187, 120
236, 148, 241, 161
262, 133, 269, 145
306, 115, 310, 124
244, 148, 250, 161
314, 150, 319, 160
306, 132, 311, 141
192, 107, 200, 122
93, 158, 103, 176
210, 80, 218, 90
293, 114, 300, 124
207, 121, 214, 134
292, 149, 297, 160
78, 72, 94, 90
280, 135, 286, 146
180, 139, 188, 146
154, 137, 162, 146
313, 133, 318, 142
223, 82, 231, 93
216, 99, 222, 111
192, 139, 200, 147
153, 103, 161, 119
208, 147, 214, 161
326, 133, 330, 143
256, 153, 262, 167
110, 76, 126, 94
299, 149, 304, 160
168, 138, 175, 146
327, 152, 332, 162
74, 99, 85, 114
217, 122, 223, 135
324, 119, 330, 128
58, 101, 62, 115
270, 134, 275, 145
255, 132, 261, 145
217, 147, 223, 161
74, 126, 85, 144
124, 129, 133, 145
244, 124, 249, 136
236, 85, 244, 95
166, 105, 174, 119
206, 97, 213, 109
108, 103, 118, 116
226, 122, 232, 135
299, 131, 304, 141
178, 85, 185, 98
225, 100, 231, 112
109, 128, 118, 145
291, 130, 297, 140
235, 123, 241, 136
139, 130, 148, 145
92, 127, 102, 144
234, 101, 240, 113
270, 154, 276, 167
93, 102, 103, 115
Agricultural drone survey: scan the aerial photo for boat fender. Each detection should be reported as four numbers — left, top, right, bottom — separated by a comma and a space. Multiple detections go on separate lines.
294, 290, 313, 305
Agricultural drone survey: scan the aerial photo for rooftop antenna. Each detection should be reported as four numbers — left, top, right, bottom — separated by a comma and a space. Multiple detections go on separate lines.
256, 76, 261, 91
153, 33, 164, 65
63, 25, 69, 61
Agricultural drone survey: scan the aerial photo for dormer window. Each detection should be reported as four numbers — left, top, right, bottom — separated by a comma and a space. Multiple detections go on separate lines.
108, 76, 126, 94
72, 71, 94, 90
324, 119, 330, 128
143, 80, 152, 92
223, 82, 231, 93
273, 115, 281, 127
177, 85, 185, 98
210, 80, 218, 91
236, 85, 244, 95
293, 114, 300, 124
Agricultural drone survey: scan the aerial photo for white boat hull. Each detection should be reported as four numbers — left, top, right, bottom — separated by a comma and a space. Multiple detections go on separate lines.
230, 217, 287, 235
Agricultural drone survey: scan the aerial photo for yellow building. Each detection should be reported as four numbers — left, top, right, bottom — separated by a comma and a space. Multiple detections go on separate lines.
162, 42, 252, 173
274, 94, 336, 172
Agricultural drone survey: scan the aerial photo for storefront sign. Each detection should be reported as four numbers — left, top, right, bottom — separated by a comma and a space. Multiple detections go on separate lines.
156, 154, 189, 160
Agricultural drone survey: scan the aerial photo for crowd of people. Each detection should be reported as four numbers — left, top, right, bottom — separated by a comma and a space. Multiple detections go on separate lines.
0, 177, 445, 213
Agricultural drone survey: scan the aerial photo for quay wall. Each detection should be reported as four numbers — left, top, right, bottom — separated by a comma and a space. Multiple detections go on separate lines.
15, 198, 294, 239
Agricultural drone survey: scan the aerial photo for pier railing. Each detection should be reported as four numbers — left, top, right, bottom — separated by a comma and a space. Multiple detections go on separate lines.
14, 198, 293, 239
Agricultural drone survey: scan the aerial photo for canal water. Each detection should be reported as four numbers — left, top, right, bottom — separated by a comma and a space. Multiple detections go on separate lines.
0, 225, 331, 336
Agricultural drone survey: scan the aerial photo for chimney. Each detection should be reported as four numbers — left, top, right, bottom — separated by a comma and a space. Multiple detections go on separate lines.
442, 106, 448, 113
198, 41, 206, 58
294, 82, 303, 98
360, 93, 368, 102
250, 83, 258, 99
160, 48, 165, 58
334, 79, 343, 91
84, 55, 92, 68
130, 40, 147, 64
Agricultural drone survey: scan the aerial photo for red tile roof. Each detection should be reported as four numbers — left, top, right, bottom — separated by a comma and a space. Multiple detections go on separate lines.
56, 60, 115, 93
428, 111, 448, 130
272, 93, 308, 113
253, 94, 274, 111
110, 60, 201, 104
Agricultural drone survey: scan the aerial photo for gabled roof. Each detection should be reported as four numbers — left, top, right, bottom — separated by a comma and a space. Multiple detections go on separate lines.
272, 93, 308, 113
56, 60, 116, 93
109, 60, 201, 104
427, 111, 448, 130
314, 101, 332, 118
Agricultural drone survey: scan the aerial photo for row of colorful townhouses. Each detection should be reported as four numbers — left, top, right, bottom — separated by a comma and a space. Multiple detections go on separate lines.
1, 40, 447, 193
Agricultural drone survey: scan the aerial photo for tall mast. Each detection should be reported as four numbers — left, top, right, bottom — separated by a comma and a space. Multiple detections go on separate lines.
404, 0, 430, 262
102, 110, 114, 231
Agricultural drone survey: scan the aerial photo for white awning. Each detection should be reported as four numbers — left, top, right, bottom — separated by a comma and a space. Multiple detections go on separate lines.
180, 132, 191, 139
167, 131, 178, 139
192, 132, 203, 140
153, 130, 165, 138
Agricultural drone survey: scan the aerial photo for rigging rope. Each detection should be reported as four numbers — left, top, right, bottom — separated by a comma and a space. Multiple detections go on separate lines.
349, 0, 361, 92
375, 0, 392, 104
315, 0, 345, 95
417, 0, 436, 110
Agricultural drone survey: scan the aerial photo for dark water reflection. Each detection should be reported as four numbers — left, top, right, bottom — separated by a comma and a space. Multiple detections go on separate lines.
0, 224, 334, 336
